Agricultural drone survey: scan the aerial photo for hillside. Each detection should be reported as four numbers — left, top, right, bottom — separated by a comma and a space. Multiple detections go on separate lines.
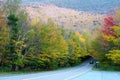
23, 2, 104, 31
23, 0, 120, 14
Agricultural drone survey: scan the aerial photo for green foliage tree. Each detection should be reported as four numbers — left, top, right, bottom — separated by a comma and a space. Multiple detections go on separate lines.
61, 30, 89, 66
7, 14, 20, 71
0, 10, 9, 68
38, 21, 68, 54
106, 50, 120, 65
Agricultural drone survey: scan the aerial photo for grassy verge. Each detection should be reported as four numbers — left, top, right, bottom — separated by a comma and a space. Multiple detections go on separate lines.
0, 63, 82, 76
93, 63, 120, 71
0, 71, 43, 76
0, 57, 90, 76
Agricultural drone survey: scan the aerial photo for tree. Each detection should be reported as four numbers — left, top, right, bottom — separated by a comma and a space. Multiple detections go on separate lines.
0, 9, 9, 67
91, 11, 120, 65
106, 50, 120, 65
38, 21, 68, 54
64, 31, 86, 65
7, 14, 20, 71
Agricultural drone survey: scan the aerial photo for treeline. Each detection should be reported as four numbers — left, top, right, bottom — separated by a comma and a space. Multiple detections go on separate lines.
91, 11, 120, 68
0, 0, 90, 71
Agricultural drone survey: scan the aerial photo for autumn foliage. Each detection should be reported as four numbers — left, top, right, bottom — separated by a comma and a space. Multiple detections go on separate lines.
102, 16, 116, 36
0, 1, 90, 71
91, 11, 120, 66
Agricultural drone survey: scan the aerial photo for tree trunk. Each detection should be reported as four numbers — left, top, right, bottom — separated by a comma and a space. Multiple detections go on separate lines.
11, 64, 16, 71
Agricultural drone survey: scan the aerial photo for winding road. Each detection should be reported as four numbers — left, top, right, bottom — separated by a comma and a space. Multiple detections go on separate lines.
0, 60, 120, 80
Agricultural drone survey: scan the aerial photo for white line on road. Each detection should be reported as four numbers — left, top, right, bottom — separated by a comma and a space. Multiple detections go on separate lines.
64, 67, 92, 80
22, 63, 91, 80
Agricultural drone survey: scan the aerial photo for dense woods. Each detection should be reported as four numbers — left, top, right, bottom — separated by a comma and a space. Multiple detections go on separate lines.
90, 12, 120, 68
0, 0, 120, 72
0, 0, 89, 71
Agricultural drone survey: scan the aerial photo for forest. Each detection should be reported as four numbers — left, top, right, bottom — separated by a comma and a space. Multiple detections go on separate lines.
0, 0, 120, 72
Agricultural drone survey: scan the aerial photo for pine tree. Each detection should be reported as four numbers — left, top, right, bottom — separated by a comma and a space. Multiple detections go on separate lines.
7, 14, 19, 71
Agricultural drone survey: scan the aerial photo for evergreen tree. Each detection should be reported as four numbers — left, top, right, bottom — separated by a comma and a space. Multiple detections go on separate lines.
7, 14, 19, 71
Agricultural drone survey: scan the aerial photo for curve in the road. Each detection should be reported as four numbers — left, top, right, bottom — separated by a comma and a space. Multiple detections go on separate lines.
23, 61, 93, 80
1, 60, 120, 80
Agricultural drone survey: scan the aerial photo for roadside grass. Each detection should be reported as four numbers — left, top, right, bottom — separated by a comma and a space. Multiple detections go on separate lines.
0, 64, 82, 76
0, 57, 90, 76
0, 63, 82, 76
0, 70, 43, 76
0, 62, 84, 76
93, 63, 120, 71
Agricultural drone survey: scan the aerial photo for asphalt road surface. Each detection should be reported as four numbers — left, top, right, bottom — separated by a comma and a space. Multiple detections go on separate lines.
0, 60, 120, 80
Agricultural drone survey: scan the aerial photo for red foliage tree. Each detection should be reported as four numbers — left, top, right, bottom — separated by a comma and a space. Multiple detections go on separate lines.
102, 16, 116, 36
